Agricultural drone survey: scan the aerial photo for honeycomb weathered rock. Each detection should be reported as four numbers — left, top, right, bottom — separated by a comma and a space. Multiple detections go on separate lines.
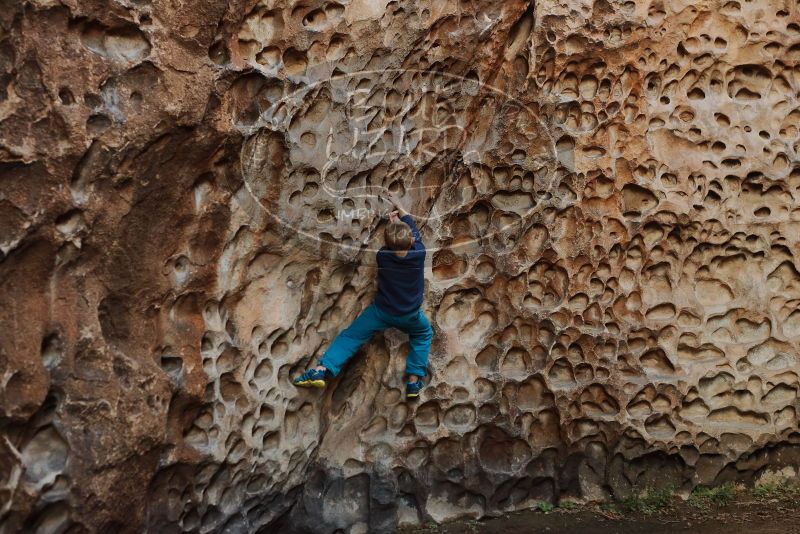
3, 0, 800, 532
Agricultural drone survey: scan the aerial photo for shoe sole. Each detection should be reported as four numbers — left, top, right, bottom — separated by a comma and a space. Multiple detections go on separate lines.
294, 379, 326, 388
406, 391, 421, 398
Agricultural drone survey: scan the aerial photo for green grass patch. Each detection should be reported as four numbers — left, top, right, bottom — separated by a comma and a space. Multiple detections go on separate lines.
753, 480, 800, 501
559, 500, 579, 510
620, 487, 675, 515
535, 501, 555, 513
688, 483, 736, 510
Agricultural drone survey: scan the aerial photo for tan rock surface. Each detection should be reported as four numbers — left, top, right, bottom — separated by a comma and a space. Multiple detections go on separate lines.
2, 0, 800, 532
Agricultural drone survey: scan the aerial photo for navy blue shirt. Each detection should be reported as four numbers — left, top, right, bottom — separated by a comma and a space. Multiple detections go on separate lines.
374, 215, 425, 316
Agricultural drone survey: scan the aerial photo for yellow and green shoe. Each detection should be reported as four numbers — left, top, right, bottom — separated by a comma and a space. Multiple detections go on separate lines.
293, 368, 327, 388
406, 380, 424, 399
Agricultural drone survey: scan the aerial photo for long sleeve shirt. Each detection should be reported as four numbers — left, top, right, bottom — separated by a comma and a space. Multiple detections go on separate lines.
374, 215, 426, 316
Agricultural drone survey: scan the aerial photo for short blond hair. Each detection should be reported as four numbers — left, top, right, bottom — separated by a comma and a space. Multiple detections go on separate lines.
384, 221, 413, 251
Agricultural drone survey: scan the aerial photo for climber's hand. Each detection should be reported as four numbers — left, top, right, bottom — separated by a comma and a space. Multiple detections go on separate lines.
386, 191, 408, 217
388, 210, 400, 223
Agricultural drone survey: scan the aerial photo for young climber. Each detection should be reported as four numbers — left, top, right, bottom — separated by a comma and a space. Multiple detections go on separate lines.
293, 192, 433, 399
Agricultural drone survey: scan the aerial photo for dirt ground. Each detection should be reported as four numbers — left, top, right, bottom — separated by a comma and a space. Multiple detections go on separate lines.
401, 486, 800, 534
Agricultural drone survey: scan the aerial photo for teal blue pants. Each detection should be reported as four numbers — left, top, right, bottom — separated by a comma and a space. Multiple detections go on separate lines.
320, 304, 433, 377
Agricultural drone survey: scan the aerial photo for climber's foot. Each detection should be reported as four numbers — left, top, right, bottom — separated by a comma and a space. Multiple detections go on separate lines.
293, 368, 327, 388
406, 380, 424, 399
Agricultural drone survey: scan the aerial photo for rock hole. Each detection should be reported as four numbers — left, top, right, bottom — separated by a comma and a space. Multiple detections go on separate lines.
86, 114, 111, 136
209, 40, 229, 65
58, 88, 74, 105
41, 333, 64, 370
282, 48, 307, 76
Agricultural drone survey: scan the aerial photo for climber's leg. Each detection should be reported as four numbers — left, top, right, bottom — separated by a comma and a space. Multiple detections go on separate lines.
317, 304, 388, 377
400, 309, 434, 378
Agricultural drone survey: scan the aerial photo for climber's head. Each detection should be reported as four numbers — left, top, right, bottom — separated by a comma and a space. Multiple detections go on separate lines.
384, 221, 413, 251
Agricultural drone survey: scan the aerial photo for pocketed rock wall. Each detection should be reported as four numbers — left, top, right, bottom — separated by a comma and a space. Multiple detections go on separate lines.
3, 0, 800, 532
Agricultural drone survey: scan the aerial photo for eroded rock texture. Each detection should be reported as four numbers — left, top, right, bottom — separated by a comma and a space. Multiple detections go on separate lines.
3, 0, 800, 532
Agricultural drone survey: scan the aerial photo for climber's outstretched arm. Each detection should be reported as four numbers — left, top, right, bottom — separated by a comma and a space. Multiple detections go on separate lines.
386, 191, 409, 218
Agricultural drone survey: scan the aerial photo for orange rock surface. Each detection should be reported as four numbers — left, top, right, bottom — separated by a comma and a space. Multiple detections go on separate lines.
2, 0, 800, 532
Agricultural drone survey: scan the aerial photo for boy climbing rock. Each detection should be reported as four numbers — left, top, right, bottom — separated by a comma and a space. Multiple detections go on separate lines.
293, 192, 433, 399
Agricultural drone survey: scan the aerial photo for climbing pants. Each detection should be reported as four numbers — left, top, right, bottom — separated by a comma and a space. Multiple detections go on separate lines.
319, 304, 433, 377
